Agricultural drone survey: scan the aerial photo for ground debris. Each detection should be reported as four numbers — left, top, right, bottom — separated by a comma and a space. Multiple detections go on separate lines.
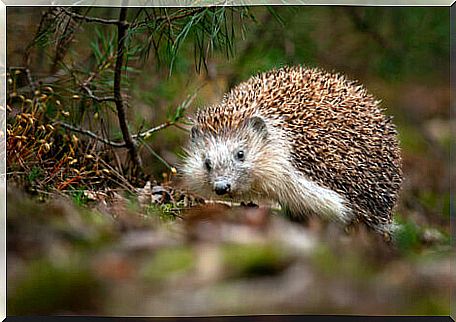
7, 186, 452, 316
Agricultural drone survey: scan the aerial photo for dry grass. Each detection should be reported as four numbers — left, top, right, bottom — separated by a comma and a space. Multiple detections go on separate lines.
7, 80, 126, 194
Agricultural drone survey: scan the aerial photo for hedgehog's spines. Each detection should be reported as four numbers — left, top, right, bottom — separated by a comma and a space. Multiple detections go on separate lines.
185, 65, 403, 234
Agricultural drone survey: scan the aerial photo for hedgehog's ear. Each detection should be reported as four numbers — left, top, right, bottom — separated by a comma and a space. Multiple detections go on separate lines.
191, 126, 203, 142
246, 116, 268, 139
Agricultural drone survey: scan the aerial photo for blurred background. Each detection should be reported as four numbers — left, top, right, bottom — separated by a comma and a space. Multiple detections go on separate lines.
6, 6, 453, 316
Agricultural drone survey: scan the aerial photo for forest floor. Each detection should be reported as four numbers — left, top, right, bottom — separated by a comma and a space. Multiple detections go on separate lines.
6, 181, 453, 316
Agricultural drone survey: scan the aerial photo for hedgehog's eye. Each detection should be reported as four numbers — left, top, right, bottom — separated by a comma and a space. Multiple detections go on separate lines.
236, 150, 245, 161
204, 158, 212, 171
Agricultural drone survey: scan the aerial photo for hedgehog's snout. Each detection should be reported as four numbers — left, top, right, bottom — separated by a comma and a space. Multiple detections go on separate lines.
214, 179, 231, 195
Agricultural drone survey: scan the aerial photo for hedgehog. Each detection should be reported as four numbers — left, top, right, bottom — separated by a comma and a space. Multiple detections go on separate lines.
181, 66, 403, 236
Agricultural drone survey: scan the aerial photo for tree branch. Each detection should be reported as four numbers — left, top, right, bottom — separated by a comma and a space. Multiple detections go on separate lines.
54, 121, 126, 148
78, 55, 117, 102
113, 7, 142, 171
60, 8, 125, 26
127, 8, 206, 30
151, 8, 207, 26
133, 121, 174, 139
55, 119, 184, 148
81, 85, 116, 103
61, 7, 207, 29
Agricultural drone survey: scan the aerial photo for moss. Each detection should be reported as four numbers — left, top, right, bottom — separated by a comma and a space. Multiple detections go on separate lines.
144, 203, 178, 222
142, 247, 194, 282
222, 243, 289, 278
8, 259, 102, 315
69, 189, 90, 207
27, 166, 44, 184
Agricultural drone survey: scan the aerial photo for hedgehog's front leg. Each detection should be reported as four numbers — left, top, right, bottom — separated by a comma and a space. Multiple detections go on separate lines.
280, 171, 355, 224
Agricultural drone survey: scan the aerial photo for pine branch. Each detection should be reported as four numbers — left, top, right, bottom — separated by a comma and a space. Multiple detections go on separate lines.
60, 8, 124, 26
78, 55, 117, 102
54, 121, 126, 148
81, 85, 116, 102
152, 7, 207, 26
50, 8, 79, 74
133, 121, 174, 139
113, 7, 142, 172
60, 7, 207, 29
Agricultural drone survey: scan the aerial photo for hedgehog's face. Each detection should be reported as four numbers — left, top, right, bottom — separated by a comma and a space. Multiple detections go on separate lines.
182, 116, 269, 200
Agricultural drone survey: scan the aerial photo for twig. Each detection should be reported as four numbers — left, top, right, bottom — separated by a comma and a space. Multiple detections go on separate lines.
61, 7, 206, 29
133, 121, 174, 139
80, 55, 115, 88
51, 8, 79, 74
60, 8, 125, 26
56, 118, 186, 148
98, 158, 136, 192
81, 85, 116, 103
131, 8, 198, 31
151, 8, 207, 26
78, 56, 116, 102
16, 69, 68, 93
139, 137, 175, 172
113, 7, 142, 171
132, 84, 201, 138
54, 121, 126, 148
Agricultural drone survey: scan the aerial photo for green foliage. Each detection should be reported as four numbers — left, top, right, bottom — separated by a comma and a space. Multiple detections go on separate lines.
91, 27, 116, 65
128, 7, 253, 75
70, 189, 90, 207
233, 7, 448, 83
28, 166, 44, 184
394, 217, 421, 252
19, 7, 257, 179
144, 203, 179, 222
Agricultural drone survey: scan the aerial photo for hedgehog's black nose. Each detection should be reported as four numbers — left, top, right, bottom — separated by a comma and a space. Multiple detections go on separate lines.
214, 181, 231, 195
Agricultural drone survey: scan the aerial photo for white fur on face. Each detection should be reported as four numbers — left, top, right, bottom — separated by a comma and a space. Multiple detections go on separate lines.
181, 131, 259, 199
181, 118, 353, 223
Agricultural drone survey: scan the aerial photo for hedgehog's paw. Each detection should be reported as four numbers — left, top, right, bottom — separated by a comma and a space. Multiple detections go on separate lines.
370, 220, 401, 243
385, 220, 403, 243
240, 201, 259, 208
279, 203, 311, 224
